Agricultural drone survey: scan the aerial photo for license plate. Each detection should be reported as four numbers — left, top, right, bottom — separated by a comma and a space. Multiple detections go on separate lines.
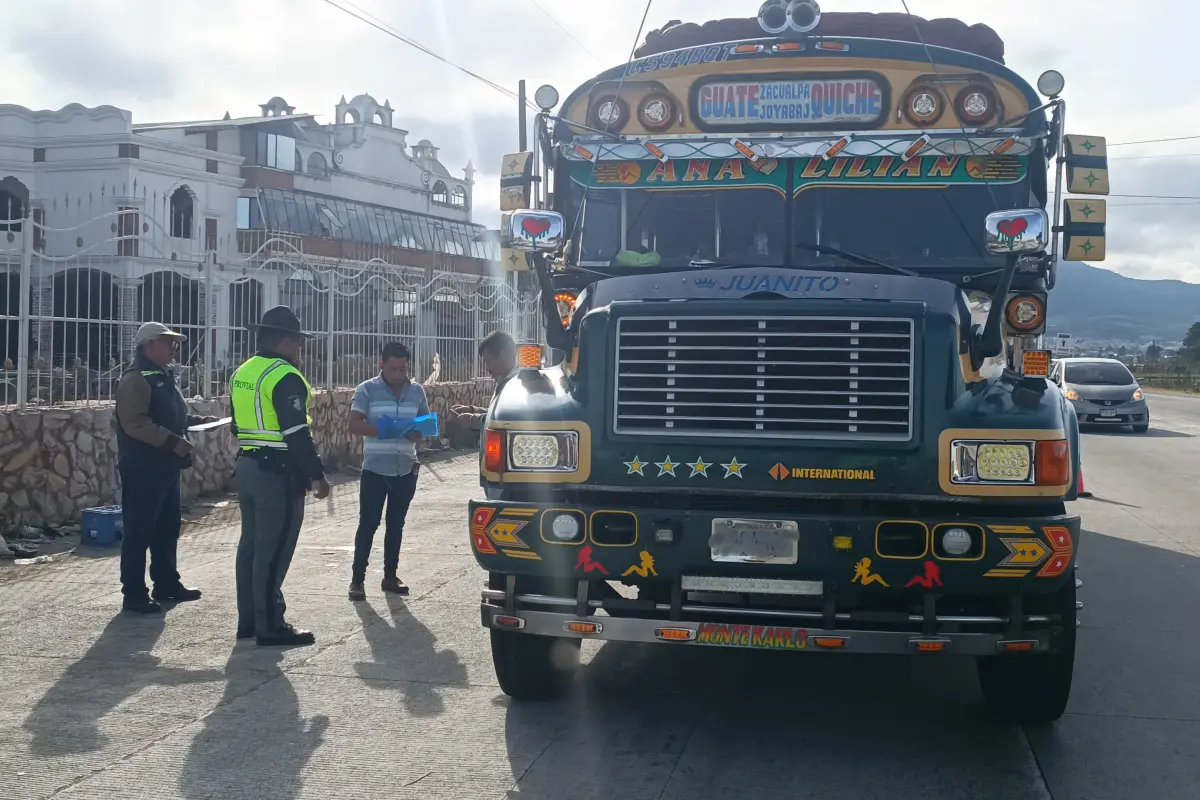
1100, 409, 1117, 417
709, 519, 799, 564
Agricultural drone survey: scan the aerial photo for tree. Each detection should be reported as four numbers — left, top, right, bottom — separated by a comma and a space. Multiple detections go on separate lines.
1145, 342, 1163, 365
1181, 322, 1200, 365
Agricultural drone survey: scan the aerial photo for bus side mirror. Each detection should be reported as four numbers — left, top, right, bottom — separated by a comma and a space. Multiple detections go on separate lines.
502, 210, 566, 253
984, 209, 1050, 255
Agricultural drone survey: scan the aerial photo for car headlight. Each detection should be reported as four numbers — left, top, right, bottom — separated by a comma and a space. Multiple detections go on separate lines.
1132, 388, 1144, 401
508, 431, 579, 471
951, 441, 1035, 484
1063, 388, 1080, 401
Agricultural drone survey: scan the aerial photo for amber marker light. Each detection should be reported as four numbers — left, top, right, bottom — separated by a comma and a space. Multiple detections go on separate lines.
1034, 440, 1071, 486
655, 627, 696, 641
484, 429, 504, 473
813, 636, 848, 648
1022, 349, 1051, 378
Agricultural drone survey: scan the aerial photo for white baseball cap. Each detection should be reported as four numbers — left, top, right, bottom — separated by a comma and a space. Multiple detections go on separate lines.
134, 321, 187, 346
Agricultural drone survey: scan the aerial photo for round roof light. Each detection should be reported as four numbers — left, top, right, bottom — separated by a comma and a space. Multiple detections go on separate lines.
956, 85, 998, 125
902, 86, 944, 126
1037, 70, 1066, 98
590, 95, 629, 131
534, 84, 560, 111
638, 93, 676, 131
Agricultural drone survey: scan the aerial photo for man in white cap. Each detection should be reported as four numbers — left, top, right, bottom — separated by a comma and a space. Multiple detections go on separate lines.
114, 322, 219, 613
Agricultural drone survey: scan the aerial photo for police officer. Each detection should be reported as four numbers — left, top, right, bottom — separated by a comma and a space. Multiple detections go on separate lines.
230, 306, 330, 647
114, 322, 217, 614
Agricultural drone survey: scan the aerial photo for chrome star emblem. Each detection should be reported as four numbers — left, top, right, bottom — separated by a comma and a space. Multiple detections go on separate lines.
686, 457, 711, 478
624, 456, 646, 476
721, 457, 746, 479
655, 455, 678, 477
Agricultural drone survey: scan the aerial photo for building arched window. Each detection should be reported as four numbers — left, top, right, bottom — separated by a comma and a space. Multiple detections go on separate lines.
306, 151, 329, 178
431, 180, 449, 205
170, 187, 194, 239
452, 186, 468, 208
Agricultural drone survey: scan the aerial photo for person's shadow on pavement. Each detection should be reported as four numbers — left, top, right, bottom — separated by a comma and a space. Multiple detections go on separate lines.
180, 646, 328, 800
354, 596, 467, 717
23, 613, 223, 756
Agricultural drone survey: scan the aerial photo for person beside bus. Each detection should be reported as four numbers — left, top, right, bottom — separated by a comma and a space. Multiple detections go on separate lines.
230, 306, 330, 647
346, 342, 428, 601
113, 322, 217, 614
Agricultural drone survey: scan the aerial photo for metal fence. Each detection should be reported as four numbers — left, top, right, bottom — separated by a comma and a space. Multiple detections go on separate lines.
0, 184, 542, 407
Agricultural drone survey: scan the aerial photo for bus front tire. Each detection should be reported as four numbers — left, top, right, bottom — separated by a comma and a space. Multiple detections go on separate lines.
490, 628, 580, 701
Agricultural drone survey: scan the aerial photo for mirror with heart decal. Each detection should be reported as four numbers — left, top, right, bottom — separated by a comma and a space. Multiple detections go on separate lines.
502, 209, 566, 253
984, 208, 1050, 256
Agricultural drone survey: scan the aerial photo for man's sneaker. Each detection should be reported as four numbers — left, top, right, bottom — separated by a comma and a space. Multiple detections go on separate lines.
380, 575, 409, 595
152, 585, 203, 603
256, 624, 316, 647
122, 597, 163, 614
348, 582, 366, 602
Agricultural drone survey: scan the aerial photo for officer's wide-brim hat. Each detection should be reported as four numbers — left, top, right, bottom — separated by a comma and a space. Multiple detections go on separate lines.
251, 305, 315, 339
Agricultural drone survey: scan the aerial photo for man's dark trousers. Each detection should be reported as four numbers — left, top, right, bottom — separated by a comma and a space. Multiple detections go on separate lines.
119, 466, 182, 599
351, 468, 418, 582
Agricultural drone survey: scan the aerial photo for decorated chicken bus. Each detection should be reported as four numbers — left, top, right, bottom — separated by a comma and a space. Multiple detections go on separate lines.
474, 1, 1110, 723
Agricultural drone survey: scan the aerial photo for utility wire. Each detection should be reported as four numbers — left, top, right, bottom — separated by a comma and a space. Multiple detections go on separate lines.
320, 0, 535, 108
1110, 152, 1200, 161
527, 0, 603, 64
1109, 134, 1200, 148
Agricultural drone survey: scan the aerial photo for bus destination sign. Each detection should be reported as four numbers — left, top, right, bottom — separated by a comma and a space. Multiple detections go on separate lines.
695, 76, 886, 130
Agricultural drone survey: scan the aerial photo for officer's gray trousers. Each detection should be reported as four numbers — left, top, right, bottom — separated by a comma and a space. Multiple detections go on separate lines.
234, 457, 306, 634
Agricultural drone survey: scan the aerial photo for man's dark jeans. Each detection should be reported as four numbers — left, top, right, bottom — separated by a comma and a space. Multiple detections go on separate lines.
352, 468, 419, 582
119, 466, 183, 598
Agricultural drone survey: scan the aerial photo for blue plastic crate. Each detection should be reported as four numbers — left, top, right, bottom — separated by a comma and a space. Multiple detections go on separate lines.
82, 506, 124, 547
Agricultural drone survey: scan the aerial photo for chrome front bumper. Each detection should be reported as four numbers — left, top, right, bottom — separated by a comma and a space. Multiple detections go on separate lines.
481, 590, 1059, 657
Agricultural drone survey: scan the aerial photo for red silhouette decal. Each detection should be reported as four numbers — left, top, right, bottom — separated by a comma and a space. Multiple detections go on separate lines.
904, 560, 943, 589
997, 218, 1028, 238
575, 545, 609, 575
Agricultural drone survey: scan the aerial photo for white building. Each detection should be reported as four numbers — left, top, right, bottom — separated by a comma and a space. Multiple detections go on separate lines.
0, 95, 504, 396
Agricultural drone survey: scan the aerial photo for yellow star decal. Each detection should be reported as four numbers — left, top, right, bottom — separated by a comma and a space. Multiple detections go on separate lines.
655, 455, 678, 477
721, 457, 746, 479
687, 457, 711, 478
624, 456, 646, 476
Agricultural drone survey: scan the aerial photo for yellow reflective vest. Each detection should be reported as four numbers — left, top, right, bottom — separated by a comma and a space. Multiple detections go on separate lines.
230, 355, 312, 451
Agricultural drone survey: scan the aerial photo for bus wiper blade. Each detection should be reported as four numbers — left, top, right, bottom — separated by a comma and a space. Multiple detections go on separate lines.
793, 241, 918, 277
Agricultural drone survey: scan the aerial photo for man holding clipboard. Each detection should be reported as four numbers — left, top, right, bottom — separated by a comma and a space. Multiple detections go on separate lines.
346, 342, 430, 601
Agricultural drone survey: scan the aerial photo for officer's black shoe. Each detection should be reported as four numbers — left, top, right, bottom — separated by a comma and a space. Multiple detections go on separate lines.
122, 597, 163, 614
152, 584, 203, 603
256, 624, 316, 647
236, 626, 256, 640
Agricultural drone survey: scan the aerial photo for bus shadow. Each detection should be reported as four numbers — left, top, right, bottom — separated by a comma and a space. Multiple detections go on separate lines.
500, 532, 1200, 800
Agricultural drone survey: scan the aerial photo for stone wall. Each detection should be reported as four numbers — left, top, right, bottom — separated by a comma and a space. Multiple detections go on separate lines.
0, 380, 493, 529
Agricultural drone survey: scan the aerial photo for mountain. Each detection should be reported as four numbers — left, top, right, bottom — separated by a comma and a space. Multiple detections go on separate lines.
1047, 262, 1200, 343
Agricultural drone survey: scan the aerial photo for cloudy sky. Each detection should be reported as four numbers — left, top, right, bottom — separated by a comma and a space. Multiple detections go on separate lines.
2, 0, 1197, 283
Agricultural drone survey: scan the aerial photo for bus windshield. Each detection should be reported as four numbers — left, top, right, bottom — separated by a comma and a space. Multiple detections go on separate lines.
565, 156, 1036, 272
792, 182, 1030, 270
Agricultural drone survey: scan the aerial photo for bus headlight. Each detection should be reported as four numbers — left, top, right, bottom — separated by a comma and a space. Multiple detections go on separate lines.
508, 432, 579, 471
952, 441, 1035, 484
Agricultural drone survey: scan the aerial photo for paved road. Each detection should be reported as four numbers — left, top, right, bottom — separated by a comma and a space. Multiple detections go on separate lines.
0, 394, 1197, 799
